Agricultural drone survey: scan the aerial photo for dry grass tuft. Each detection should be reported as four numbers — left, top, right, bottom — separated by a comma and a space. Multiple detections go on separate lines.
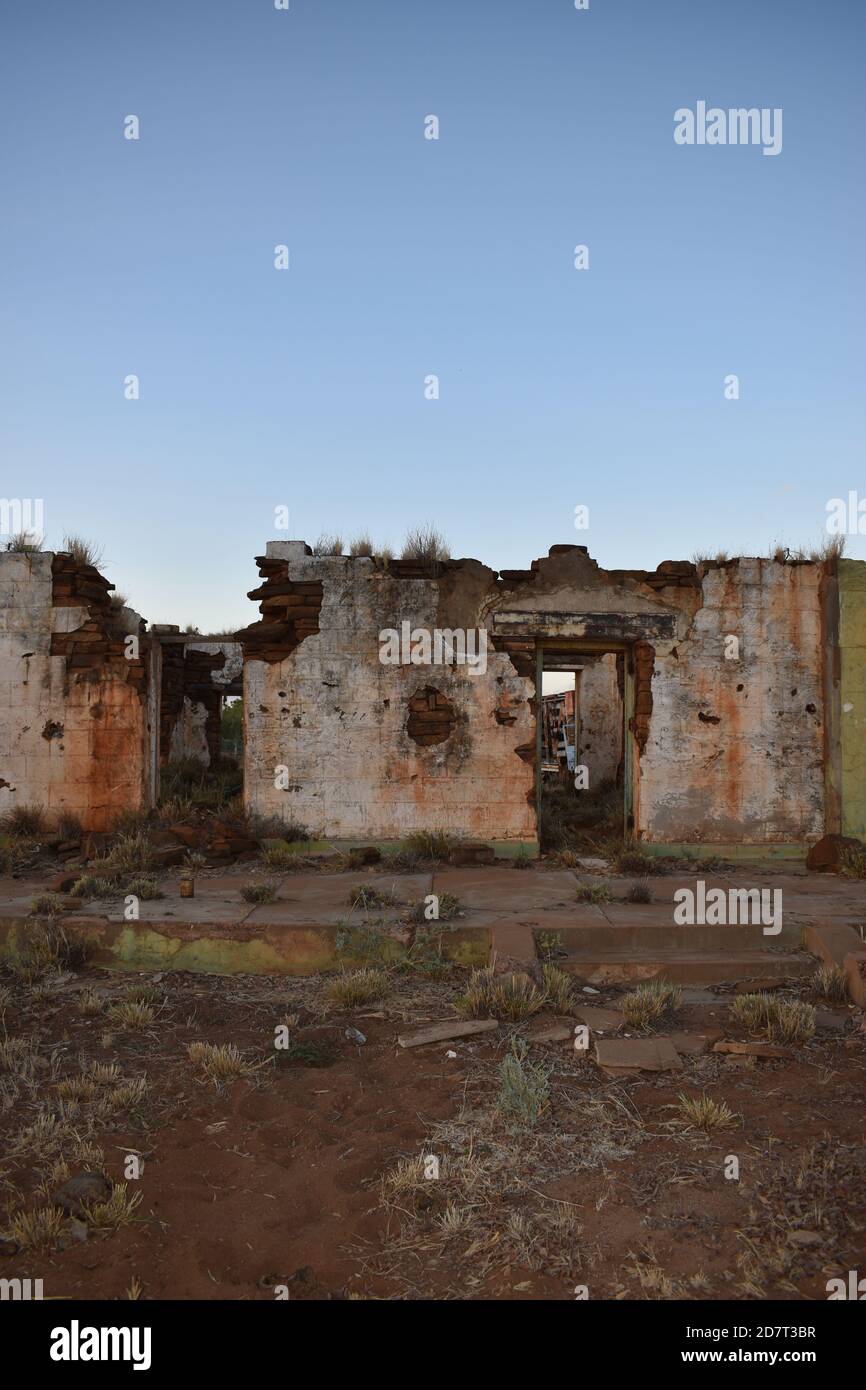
456, 968, 545, 1022
541, 962, 574, 1012
105, 1000, 156, 1030
327, 967, 389, 1007
312, 533, 344, 556
730, 992, 816, 1044
677, 1091, 738, 1131
187, 1041, 261, 1084
400, 524, 450, 565
7, 1204, 66, 1249
810, 964, 848, 1004
620, 979, 682, 1031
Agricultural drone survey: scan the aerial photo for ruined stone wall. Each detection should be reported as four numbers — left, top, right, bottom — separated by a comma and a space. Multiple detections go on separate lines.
838, 558, 866, 840
240, 542, 535, 842
577, 654, 623, 787
159, 639, 243, 766
0, 551, 151, 831
639, 560, 826, 843
238, 541, 847, 850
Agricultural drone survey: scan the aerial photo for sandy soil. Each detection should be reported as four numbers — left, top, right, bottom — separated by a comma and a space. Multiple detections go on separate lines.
2, 954, 864, 1302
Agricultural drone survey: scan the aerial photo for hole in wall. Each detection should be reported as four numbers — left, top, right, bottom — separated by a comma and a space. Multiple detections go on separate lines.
407, 686, 455, 746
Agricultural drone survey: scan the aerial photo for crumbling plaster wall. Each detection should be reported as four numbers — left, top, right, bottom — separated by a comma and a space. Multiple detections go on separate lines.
240, 542, 841, 849
838, 558, 866, 839
577, 654, 623, 787
0, 551, 151, 831
242, 543, 535, 842
639, 560, 826, 843
485, 547, 828, 844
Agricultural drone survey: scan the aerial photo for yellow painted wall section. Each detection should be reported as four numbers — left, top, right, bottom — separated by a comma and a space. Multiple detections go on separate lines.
839, 559, 866, 839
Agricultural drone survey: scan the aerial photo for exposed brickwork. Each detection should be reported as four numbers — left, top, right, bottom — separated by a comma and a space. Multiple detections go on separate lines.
49, 553, 146, 695
630, 641, 655, 753
237, 557, 323, 663
159, 644, 227, 763
406, 686, 455, 746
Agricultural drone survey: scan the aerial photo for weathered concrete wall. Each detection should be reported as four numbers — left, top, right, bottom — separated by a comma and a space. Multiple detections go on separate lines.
577, 654, 622, 787
0, 551, 151, 831
838, 558, 866, 839
639, 560, 826, 843
241, 543, 535, 843
238, 541, 858, 850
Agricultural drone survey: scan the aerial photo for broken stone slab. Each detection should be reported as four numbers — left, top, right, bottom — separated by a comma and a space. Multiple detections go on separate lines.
527, 1019, 574, 1043
713, 1040, 791, 1060
594, 1036, 683, 1074
804, 924, 863, 968
397, 1018, 499, 1049
814, 1009, 851, 1033
573, 1005, 625, 1033
576, 857, 610, 873
667, 1028, 724, 1055
843, 951, 866, 1008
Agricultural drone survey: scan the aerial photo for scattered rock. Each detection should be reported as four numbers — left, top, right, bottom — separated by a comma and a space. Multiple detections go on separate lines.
667, 1029, 724, 1055
843, 950, 866, 1008
582, 986, 601, 995
50, 1171, 111, 1216
806, 833, 865, 872
58, 1218, 89, 1249
47, 869, 79, 893
713, 1040, 791, 1060
788, 1229, 823, 1247
814, 1009, 850, 1034
528, 1020, 573, 1043
576, 857, 610, 872
595, 1036, 683, 1074
150, 845, 187, 869
349, 846, 382, 865
168, 824, 204, 849
573, 1005, 625, 1033
734, 978, 784, 994
344, 1027, 366, 1045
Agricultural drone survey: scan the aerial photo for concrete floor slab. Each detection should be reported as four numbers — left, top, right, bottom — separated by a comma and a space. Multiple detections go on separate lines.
431, 867, 578, 912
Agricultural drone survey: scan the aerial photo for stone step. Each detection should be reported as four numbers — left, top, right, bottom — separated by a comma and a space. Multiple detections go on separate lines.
557, 950, 813, 986
548, 922, 803, 950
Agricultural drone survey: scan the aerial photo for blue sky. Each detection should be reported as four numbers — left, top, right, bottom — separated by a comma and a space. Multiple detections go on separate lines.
1, 0, 864, 630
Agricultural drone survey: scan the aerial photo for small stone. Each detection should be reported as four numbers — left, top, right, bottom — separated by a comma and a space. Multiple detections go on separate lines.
582, 986, 600, 995
51, 1171, 111, 1216
344, 1027, 366, 1045
713, 1040, 790, 1060
814, 1010, 849, 1034
788, 1230, 823, 1247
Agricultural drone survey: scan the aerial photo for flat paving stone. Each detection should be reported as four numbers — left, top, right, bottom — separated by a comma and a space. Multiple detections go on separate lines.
431, 866, 578, 912
595, 1036, 684, 1073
